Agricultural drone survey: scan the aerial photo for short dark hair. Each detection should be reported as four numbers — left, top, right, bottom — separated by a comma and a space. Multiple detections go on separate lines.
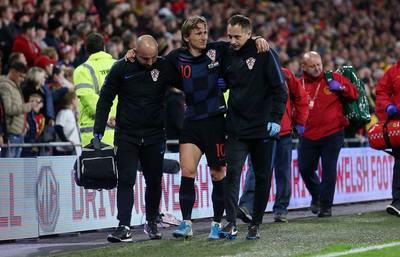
9, 62, 27, 73
85, 33, 105, 55
22, 21, 35, 33
227, 14, 252, 33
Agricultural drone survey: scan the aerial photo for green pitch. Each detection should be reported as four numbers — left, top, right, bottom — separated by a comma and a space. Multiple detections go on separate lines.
52, 211, 400, 257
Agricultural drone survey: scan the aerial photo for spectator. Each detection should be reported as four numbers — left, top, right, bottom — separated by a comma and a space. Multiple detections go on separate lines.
218, 14, 287, 240
3, 52, 27, 74
10, 11, 30, 34
12, 21, 41, 68
0, 93, 8, 149
33, 56, 59, 155
45, 18, 64, 55
0, 5, 16, 67
0, 62, 33, 158
21, 93, 45, 157
237, 67, 309, 223
73, 32, 117, 147
34, 23, 48, 50
54, 91, 80, 156
375, 58, 400, 217
297, 51, 359, 218
59, 43, 76, 68
94, 35, 181, 242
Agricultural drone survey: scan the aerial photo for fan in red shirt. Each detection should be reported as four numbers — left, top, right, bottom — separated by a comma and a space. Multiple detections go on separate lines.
12, 22, 41, 68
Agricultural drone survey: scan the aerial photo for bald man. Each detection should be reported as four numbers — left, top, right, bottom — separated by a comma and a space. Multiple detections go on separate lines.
297, 51, 358, 218
94, 35, 181, 242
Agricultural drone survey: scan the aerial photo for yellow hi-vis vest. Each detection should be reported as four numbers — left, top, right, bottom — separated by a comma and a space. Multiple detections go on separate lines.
73, 51, 117, 146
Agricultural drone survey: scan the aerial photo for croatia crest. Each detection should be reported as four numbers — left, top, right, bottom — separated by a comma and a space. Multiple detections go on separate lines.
206, 49, 216, 62
151, 69, 160, 81
246, 57, 256, 70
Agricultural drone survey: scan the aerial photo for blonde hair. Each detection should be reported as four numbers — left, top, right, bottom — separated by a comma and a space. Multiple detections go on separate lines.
26, 67, 45, 87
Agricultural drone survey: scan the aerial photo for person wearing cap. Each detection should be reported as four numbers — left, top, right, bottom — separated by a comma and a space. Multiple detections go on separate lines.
12, 21, 41, 68
32, 55, 58, 151
73, 32, 117, 147
59, 43, 76, 68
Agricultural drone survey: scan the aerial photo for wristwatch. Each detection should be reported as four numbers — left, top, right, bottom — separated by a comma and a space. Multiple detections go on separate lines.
340, 85, 345, 91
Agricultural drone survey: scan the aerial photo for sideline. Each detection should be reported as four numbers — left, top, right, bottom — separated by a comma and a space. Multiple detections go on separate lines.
316, 242, 400, 257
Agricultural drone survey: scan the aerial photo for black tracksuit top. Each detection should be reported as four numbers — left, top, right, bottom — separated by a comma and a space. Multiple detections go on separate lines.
94, 57, 181, 145
222, 39, 288, 139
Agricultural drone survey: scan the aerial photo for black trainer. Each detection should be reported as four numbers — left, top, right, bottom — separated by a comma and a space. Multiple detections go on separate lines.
237, 205, 252, 223
310, 200, 319, 214
317, 208, 332, 217
246, 224, 260, 240
386, 204, 400, 216
107, 225, 132, 243
144, 221, 162, 240
218, 221, 238, 240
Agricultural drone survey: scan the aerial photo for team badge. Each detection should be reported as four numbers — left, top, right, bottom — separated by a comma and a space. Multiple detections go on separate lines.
151, 69, 160, 81
206, 49, 216, 62
246, 57, 256, 70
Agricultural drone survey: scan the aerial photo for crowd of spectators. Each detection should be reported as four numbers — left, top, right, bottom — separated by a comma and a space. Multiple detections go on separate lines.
0, 0, 399, 154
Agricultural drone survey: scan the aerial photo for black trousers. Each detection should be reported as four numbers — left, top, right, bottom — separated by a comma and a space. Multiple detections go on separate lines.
115, 139, 165, 226
297, 130, 344, 209
224, 137, 276, 225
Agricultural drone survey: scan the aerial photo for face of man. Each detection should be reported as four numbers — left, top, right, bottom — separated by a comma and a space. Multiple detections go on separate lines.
185, 22, 208, 53
302, 55, 323, 79
135, 47, 158, 69
10, 70, 26, 85
227, 24, 251, 50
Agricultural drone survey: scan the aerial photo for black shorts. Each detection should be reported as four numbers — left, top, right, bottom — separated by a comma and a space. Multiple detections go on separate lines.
179, 114, 226, 167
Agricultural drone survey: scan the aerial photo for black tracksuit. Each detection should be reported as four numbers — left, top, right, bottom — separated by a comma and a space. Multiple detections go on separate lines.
221, 39, 287, 226
94, 57, 180, 226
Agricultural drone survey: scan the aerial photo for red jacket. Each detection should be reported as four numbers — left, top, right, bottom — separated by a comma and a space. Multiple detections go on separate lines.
12, 34, 41, 68
376, 61, 400, 121
279, 68, 309, 136
299, 70, 359, 140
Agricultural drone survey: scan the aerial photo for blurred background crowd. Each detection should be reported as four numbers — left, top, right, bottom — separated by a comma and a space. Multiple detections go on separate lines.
0, 0, 399, 156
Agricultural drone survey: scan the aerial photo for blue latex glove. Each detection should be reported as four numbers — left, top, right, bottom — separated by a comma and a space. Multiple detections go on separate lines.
295, 124, 305, 136
328, 80, 343, 91
217, 78, 227, 90
93, 133, 103, 140
267, 122, 281, 137
386, 104, 399, 116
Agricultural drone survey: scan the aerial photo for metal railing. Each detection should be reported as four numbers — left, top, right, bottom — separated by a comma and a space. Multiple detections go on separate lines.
0, 137, 370, 155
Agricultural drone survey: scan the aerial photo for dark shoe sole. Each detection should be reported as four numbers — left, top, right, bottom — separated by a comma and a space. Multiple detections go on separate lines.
386, 205, 400, 216
246, 236, 260, 240
107, 236, 132, 243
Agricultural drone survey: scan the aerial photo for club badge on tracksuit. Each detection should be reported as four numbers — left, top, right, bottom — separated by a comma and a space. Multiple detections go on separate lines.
246, 57, 256, 70
151, 69, 160, 81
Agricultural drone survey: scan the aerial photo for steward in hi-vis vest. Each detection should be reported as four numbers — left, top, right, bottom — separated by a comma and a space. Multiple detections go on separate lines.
74, 33, 117, 146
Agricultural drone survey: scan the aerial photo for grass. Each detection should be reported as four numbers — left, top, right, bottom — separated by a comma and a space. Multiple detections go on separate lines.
50, 212, 400, 257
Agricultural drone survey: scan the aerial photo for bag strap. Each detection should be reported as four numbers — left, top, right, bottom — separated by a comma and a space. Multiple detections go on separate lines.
382, 116, 393, 149
381, 115, 400, 158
